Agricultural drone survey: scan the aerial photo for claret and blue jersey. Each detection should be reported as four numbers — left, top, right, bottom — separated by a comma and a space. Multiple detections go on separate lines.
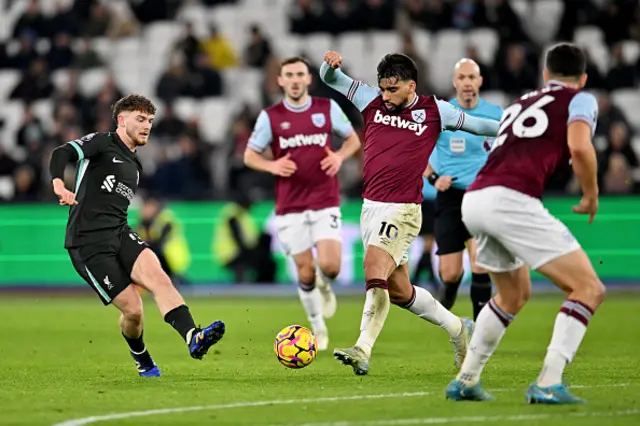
429, 97, 503, 190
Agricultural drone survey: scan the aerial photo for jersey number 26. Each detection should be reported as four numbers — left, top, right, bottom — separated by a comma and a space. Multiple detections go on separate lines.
490, 95, 555, 153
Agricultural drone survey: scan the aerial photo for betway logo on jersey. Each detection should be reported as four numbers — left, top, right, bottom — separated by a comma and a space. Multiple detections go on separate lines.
101, 174, 134, 201
373, 110, 428, 136
279, 133, 328, 150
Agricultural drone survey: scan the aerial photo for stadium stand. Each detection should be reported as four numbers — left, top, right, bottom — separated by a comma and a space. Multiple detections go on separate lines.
0, 0, 639, 203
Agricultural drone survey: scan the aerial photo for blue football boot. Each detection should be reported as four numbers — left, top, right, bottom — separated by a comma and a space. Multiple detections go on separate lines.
526, 383, 586, 405
445, 379, 494, 401
189, 320, 226, 360
130, 351, 161, 377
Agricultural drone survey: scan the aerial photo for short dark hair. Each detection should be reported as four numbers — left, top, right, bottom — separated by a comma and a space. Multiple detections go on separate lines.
545, 43, 586, 79
377, 53, 418, 84
111, 94, 156, 123
280, 56, 311, 73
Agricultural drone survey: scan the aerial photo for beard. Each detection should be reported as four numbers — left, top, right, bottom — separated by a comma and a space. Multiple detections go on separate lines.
127, 127, 146, 146
383, 99, 406, 113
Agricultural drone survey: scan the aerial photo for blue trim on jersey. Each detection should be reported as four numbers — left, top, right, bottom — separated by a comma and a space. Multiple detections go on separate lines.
68, 140, 84, 161
429, 97, 503, 190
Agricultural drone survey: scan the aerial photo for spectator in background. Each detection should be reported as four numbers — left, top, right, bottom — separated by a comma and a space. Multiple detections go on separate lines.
424, 0, 453, 32
605, 43, 636, 91
187, 52, 224, 98
597, 0, 636, 46
451, 0, 487, 31
212, 192, 260, 283
8, 35, 39, 71
289, 0, 321, 35
401, 33, 433, 95
10, 59, 55, 102
12, 164, 39, 202
106, 2, 139, 39
496, 43, 537, 96
599, 122, 639, 181
596, 92, 631, 138
175, 22, 201, 71
82, 3, 111, 37
151, 135, 213, 199
358, 0, 396, 31
400, 0, 428, 29
244, 25, 272, 69
153, 105, 187, 142
321, 0, 358, 34
12, 0, 46, 39
17, 107, 46, 149
47, 0, 80, 38
0, 146, 18, 183
136, 196, 191, 286
201, 26, 238, 70
603, 153, 634, 194
485, 0, 530, 45
156, 59, 190, 102
46, 33, 74, 71
71, 37, 104, 70
583, 49, 605, 90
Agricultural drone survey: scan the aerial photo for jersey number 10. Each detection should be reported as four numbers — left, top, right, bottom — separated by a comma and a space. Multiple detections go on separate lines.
490, 95, 555, 153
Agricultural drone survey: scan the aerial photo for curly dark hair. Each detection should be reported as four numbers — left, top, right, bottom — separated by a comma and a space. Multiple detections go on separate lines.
377, 53, 418, 84
111, 94, 156, 123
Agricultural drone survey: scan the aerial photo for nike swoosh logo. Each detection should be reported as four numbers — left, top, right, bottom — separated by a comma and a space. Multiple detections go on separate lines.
112, 158, 123, 163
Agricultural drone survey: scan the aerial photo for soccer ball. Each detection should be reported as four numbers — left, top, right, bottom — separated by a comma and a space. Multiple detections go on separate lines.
274, 325, 318, 369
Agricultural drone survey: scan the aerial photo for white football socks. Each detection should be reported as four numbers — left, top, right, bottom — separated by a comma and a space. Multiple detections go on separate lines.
405, 286, 462, 338
457, 299, 514, 386
355, 286, 390, 357
297, 286, 326, 332
537, 300, 593, 387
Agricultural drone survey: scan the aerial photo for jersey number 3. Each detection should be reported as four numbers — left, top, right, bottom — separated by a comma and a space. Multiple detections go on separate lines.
490, 95, 555, 153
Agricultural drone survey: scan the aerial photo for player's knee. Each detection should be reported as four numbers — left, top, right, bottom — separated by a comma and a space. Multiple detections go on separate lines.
297, 262, 315, 287
440, 264, 463, 284
120, 302, 143, 326
318, 258, 340, 280
389, 287, 412, 306
580, 277, 606, 307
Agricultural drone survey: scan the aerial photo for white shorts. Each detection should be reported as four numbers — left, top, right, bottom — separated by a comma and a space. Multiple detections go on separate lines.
360, 200, 421, 266
461, 186, 581, 272
274, 207, 342, 256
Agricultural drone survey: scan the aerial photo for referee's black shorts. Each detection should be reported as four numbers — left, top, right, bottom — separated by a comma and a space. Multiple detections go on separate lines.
67, 227, 148, 305
434, 188, 471, 255
419, 199, 435, 236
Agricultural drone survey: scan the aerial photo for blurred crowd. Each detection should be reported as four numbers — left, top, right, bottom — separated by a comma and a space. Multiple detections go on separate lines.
0, 0, 639, 204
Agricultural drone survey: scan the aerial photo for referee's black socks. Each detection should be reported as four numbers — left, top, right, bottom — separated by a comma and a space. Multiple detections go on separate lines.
164, 304, 197, 343
439, 273, 463, 310
470, 273, 492, 321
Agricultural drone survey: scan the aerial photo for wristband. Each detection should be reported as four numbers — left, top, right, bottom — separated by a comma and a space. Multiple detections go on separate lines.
427, 172, 439, 186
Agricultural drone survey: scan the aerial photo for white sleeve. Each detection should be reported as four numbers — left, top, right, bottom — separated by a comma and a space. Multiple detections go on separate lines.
435, 99, 465, 131
247, 111, 273, 153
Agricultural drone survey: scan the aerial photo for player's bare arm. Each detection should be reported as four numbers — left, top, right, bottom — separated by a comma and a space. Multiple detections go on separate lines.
244, 148, 297, 177
423, 163, 454, 192
321, 131, 361, 177
568, 121, 598, 223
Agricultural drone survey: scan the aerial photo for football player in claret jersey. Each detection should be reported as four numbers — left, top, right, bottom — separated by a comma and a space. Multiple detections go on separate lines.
49, 95, 225, 377
244, 57, 361, 350
424, 59, 503, 320
446, 43, 605, 404
320, 52, 500, 375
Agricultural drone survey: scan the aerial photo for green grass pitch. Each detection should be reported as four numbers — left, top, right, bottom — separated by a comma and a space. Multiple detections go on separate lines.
1, 292, 639, 425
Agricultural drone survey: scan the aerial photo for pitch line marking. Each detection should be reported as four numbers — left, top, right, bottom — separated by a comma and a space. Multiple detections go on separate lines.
280, 408, 640, 426
52, 383, 631, 426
